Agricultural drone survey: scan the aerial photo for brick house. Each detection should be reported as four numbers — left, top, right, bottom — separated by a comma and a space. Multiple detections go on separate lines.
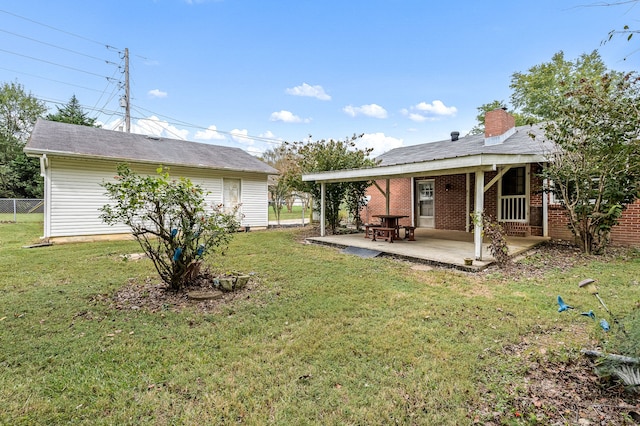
302, 108, 640, 258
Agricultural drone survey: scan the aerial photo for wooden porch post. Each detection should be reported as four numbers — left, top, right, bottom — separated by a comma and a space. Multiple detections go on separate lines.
385, 179, 390, 214
320, 182, 326, 237
474, 171, 484, 260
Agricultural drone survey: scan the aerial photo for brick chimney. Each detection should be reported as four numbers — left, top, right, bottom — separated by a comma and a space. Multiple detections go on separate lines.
484, 108, 516, 146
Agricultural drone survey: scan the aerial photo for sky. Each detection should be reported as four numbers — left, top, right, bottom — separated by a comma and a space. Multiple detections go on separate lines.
0, 1, 637, 158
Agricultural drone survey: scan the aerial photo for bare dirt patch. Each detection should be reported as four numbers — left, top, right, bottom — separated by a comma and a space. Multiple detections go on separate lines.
109, 272, 259, 314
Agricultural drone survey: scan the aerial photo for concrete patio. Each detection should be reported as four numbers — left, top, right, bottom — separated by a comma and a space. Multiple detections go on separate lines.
306, 228, 549, 271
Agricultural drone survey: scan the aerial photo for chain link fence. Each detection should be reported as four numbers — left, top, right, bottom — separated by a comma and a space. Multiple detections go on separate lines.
0, 199, 44, 222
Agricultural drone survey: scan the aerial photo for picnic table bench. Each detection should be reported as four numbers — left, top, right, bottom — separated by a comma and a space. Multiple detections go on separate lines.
403, 225, 416, 241
370, 227, 396, 243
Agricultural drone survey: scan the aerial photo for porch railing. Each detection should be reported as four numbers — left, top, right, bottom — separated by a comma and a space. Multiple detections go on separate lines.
500, 195, 526, 221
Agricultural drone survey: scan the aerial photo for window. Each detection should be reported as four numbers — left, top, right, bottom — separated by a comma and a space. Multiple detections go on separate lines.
502, 167, 525, 196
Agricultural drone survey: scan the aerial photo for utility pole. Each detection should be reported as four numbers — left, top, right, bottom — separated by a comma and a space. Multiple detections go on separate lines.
124, 47, 130, 132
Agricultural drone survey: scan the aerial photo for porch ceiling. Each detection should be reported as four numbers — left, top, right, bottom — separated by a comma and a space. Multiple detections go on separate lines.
302, 153, 546, 184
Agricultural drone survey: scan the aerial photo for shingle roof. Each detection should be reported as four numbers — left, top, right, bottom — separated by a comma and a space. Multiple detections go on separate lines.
25, 119, 278, 175
376, 124, 551, 166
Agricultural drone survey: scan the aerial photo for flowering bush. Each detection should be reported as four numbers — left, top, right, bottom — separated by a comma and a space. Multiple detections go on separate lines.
100, 164, 240, 290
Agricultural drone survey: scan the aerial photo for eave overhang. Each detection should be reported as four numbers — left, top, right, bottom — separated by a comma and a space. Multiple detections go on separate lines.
302, 153, 548, 184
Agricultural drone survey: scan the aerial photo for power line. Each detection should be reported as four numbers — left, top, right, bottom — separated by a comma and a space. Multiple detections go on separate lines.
0, 9, 120, 50
0, 9, 275, 150
0, 28, 118, 65
130, 105, 284, 145
0, 48, 119, 81
91, 58, 124, 114
0, 66, 107, 93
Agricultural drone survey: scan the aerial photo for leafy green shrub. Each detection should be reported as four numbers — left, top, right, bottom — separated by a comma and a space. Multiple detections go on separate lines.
472, 213, 510, 266
100, 164, 240, 290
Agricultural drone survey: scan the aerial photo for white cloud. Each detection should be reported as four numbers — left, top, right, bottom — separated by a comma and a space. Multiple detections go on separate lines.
102, 115, 189, 140
135, 116, 189, 139
343, 104, 388, 119
285, 83, 331, 101
148, 89, 168, 98
270, 110, 311, 123
403, 100, 457, 122
408, 113, 428, 123
415, 100, 457, 115
230, 128, 253, 145
245, 145, 265, 156
194, 124, 225, 140
357, 133, 404, 158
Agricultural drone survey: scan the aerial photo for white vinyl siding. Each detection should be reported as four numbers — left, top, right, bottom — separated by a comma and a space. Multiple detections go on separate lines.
240, 176, 269, 228
45, 157, 269, 238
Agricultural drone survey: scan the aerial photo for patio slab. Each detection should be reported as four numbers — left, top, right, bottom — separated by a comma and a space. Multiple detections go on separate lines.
306, 228, 548, 272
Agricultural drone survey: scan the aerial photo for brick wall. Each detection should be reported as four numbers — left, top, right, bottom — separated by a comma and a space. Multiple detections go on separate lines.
434, 174, 467, 231
612, 199, 640, 246
363, 178, 413, 226
549, 199, 640, 247
548, 204, 575, 241
362, 173, 640, 247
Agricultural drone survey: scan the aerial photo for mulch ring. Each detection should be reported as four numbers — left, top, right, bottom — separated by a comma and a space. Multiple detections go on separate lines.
108, 272, 259, 314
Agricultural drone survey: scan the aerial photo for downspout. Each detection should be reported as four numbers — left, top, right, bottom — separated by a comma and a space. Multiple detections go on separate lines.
39, 154, 50, 240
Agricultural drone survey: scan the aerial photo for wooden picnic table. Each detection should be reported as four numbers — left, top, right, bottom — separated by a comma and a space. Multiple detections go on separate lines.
372, 214, 408, 231
369, 214, 414, 242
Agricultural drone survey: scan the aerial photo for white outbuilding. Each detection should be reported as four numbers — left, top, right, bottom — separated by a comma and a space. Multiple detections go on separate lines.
25, 119, 278, 242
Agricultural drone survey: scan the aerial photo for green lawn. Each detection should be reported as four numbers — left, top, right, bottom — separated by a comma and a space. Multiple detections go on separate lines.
267, 204, 310, 222
0, 213, 44, 223
1, 221, 639, 424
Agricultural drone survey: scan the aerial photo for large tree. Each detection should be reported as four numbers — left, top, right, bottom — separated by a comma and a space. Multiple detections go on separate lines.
539, 72, 640, 254
0, 82, 47, 198
284, 135, 377, 233
46, 95, 99, 127
510, 51, 610, 122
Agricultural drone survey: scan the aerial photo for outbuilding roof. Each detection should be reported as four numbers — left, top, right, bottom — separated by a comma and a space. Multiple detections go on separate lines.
25, 119, 278, 175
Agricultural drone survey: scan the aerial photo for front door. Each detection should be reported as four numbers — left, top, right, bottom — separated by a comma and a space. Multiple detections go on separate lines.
416, 179, 435, 228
